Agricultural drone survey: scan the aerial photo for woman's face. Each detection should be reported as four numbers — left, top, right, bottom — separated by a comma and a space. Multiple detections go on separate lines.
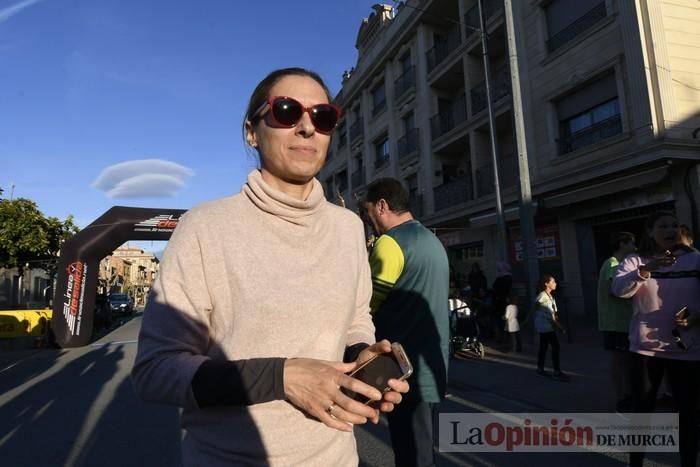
648, 215, 679, 252
546, 278, 557, 291
246, 75, 331, 194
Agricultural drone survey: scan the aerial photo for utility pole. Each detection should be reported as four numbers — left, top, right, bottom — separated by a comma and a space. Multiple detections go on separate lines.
504, 0, 539, 306
477, 0, 508, 263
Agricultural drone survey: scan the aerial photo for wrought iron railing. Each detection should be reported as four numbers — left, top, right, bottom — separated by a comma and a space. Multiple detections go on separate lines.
547, 2, 606, 52
475, 154, 518, 197
430, 95, 467, 141
433, 175, 473, 211
394, 66, 416, 100
559, 114, 622, 154
470, 64, 511, 114
464, 0, 504, 35
398, 128, 420, 160
426, 26, 462, 73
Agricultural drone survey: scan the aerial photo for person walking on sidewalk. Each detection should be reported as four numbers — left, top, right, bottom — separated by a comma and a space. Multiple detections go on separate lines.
363, 177, 450, 467
612, 211, 700, 467
534, 274, 570, 381
596, 231, 636, 411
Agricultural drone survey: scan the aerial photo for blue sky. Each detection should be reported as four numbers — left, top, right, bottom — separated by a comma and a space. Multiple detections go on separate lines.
1, 0, 381, 244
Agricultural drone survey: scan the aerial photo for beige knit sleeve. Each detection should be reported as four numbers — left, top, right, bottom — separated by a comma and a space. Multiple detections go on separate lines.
132, 210, 213, 410
345, 220, 376, 347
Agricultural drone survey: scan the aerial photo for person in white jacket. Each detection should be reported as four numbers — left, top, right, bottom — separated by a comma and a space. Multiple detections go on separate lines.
504, 292, 522, 352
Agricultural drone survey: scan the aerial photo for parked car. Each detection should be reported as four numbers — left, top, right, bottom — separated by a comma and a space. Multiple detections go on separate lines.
108, 293, 134, 316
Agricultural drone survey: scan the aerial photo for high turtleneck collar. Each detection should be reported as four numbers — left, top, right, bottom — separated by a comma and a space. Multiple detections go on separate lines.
242, 170, 325, 225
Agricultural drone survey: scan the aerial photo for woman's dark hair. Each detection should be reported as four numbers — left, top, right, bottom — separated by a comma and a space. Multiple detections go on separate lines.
364, 177, 409, 213
609, 231, 635, 252
637, 210, 677, 257
242, 67, 334, 142
537, 274, 555, 292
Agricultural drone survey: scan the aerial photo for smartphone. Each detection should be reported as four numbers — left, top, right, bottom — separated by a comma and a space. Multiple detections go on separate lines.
343, 342, 413, 404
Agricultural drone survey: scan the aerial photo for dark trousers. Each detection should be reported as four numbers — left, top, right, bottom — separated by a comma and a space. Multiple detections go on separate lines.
537, 331, 560, 372
509, 331, 522, 352
629, 354, 700, 467
386, 400, 438, 467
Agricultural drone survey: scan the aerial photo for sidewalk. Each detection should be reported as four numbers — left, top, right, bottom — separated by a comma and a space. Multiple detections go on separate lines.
450, 316, 623, 413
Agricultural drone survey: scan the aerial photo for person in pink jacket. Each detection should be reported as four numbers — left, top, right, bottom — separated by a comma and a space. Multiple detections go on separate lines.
612, 211, 700, 467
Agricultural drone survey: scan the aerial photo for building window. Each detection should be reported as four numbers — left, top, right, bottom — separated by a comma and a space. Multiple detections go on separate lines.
350, 106, 363, 142
374, 136, 390, 169
406, 173, 423, 217
557, 73, 622, 154
351, 154, 365, 188
395, 53, 415, 100
372, 81, 387, 116
337, 122, 347, 149
546, 0, 607, 52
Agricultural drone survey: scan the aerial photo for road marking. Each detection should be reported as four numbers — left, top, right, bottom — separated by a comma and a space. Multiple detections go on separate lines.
0, 360, 22, 374
90, 339, 138, 347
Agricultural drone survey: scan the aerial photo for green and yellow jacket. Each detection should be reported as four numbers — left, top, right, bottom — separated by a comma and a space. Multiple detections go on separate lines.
369, 219, 450, 402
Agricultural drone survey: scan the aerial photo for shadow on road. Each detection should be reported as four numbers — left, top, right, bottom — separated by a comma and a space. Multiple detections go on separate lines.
0, 343, 180, 467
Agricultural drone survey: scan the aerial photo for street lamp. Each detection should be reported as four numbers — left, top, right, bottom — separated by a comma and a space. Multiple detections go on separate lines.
476, 0, 508, 263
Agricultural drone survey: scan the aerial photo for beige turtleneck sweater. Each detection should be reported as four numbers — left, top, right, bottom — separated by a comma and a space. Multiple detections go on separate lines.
132, 170, 375, 466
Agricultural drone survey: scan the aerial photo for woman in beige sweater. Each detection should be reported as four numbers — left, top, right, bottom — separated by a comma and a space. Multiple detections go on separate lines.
132, 68, 408, 466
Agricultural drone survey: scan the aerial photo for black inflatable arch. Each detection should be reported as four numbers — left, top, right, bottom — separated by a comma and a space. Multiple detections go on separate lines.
52, 206, 187, 348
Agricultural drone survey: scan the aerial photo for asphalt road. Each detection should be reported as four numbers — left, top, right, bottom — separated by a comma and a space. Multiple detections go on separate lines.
0, 316, 684, 467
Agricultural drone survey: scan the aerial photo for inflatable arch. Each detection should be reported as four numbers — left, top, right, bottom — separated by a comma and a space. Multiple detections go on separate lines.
51, 206, 187, 348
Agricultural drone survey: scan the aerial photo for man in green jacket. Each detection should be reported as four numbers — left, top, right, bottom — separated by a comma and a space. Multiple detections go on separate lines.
597, 231, 636, 411
363, 177, 449, 467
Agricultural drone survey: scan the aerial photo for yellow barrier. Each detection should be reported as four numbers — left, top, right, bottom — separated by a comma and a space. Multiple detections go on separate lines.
0, 309, 53, 338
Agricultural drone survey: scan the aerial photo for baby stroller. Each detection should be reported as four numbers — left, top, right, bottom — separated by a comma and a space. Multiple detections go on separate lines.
449, 298, 485, 359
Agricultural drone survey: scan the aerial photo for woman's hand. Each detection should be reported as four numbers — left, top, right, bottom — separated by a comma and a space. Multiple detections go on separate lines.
639, 253, 676, 278
283, 358, 382, 432
354, 340, 410, 421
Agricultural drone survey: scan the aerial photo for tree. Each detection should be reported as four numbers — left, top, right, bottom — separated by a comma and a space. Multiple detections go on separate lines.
0, 195, 79, 304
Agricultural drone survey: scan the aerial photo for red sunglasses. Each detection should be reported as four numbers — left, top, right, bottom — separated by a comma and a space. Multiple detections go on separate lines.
252, 96, 343, 133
